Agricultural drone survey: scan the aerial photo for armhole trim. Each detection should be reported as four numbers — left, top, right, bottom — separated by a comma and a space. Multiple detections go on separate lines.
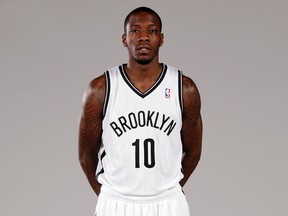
96, 150, 106, 179
103, 71, 110, 118
178, 70, 184, 114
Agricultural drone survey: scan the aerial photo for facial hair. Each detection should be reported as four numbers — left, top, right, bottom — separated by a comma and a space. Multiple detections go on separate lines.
134, 57, 153, 65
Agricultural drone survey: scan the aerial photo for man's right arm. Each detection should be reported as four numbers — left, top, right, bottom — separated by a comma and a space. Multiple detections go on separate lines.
78, 74, 106, 196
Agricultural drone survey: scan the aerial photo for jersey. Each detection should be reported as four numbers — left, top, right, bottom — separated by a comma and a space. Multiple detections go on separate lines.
96, 64, 184, 197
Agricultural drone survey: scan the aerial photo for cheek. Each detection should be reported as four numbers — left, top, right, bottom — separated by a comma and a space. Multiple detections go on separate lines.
126, 38, 137, 47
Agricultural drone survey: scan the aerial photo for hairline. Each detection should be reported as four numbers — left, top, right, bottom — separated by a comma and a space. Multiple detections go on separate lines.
124, 7, 162, 33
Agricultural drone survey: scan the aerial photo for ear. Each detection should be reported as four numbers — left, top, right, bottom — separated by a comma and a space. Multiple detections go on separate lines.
122, 33, 127, 47
159, 33, 164, 47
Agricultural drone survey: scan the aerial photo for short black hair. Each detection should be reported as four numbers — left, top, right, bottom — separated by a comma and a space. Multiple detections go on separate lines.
124, 7, 162, 33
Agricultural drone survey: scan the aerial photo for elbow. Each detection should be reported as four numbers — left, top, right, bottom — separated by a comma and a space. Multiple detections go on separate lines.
78, 149, 97, 172
78, 151, 88, 169
195, 147, 202, 162
196, 152, 201, 164
184, 149, 201, 164
78, 154, 86, 169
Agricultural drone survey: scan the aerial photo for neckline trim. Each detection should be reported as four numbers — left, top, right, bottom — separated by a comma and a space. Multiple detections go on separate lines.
119, 64, 167, 98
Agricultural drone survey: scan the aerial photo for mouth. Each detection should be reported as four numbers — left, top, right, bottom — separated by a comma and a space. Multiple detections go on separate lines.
136, 45, 152, 54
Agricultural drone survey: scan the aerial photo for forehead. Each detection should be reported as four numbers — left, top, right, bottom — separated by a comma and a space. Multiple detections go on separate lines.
127, 12, 160, 28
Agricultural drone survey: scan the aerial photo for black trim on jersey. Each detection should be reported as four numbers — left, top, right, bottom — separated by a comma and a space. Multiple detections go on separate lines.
119, 64, 167, 98
96, 150, 106, 178
178, 70, 184, 113
182, 189, 185, 195
103, 71, 110, 118
96, 168, 104, 178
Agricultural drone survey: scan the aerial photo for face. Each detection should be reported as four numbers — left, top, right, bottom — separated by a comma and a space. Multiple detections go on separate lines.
122, 12, 164, 65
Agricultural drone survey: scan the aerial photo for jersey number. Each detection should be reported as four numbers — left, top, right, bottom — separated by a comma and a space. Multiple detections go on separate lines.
132, 138, 155, 168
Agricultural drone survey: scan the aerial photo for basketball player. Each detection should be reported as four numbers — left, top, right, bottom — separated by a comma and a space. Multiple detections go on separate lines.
78, 7, 202, 216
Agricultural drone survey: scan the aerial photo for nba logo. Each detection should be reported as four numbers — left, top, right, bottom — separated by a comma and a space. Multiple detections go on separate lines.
165, 88, 170, 98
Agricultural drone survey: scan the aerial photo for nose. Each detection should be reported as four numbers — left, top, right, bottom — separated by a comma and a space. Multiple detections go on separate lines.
138, 30, 149, 42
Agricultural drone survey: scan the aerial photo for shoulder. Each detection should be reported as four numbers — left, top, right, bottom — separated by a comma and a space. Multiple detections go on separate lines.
83, 65, 120, 106
86, 74, 106, 100
89, 74, 106, 91
81, 73, 107, 115
182, 74, 199, 95
181, 74, 201, 115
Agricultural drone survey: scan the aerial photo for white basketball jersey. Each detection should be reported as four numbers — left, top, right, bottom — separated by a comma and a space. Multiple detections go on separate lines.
96, 64, 184, 197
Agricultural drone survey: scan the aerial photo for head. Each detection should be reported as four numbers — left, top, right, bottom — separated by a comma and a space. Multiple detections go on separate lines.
124, 7, 162, 34
122, 7, 164, 65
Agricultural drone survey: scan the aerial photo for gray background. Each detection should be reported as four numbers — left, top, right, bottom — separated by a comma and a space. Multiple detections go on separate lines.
1, 0, 287, 215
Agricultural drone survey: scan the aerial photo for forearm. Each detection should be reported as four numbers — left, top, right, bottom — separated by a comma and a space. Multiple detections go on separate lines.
79, 155, 101, 196
179, 152, 201, 187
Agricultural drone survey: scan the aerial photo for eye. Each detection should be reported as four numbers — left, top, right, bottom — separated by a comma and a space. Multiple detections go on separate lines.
130, 29, 139, 33
148, 29, 157, 34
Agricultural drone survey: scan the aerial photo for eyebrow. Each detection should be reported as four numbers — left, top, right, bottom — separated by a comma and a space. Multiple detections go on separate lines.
129, 24, 158, 28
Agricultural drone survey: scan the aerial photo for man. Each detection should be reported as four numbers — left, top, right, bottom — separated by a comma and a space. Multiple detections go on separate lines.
78, 7, 202, 216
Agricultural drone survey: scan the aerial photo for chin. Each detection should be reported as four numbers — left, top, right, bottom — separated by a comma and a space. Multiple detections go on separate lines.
135, 58, 153, 65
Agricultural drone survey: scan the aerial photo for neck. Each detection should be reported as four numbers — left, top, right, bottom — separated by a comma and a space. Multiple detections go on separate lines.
123, 59, 164, 93
126, 58, 162, 79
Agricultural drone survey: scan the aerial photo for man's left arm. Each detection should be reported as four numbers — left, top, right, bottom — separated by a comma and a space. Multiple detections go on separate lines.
179, 75, 203, 187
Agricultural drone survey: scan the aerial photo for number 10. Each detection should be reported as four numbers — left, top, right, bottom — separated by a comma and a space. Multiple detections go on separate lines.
132, 138, 155, 168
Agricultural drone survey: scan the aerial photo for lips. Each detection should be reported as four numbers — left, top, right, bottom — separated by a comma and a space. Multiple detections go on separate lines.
136, 45, 152, 52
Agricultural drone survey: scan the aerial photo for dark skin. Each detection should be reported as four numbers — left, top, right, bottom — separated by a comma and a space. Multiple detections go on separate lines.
122, 11, 164, 91
78, 11, 202, 196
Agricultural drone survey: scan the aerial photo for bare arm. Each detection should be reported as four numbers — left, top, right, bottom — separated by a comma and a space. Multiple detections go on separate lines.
179, 75, 203, 187
78, 75, 106, 196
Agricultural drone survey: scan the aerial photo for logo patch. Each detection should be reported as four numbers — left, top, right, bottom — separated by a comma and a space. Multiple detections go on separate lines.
165, 88, 170, 98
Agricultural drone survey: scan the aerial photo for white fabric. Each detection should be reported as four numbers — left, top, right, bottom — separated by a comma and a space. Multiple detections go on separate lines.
97, 64, 184, 197
95, 185, 190, 216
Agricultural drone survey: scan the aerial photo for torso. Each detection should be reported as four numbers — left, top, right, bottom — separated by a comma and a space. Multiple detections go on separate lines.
96, 64, 184, 197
